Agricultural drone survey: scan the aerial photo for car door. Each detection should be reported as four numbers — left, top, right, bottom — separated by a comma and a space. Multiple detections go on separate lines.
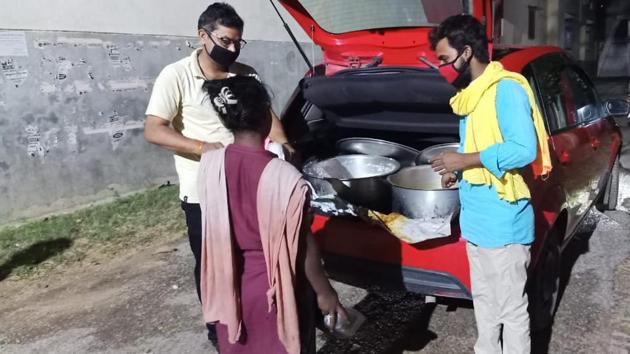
528, 53, 595, 235
562, 65, 612, 209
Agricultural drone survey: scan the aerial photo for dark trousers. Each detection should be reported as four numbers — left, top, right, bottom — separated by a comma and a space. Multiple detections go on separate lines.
181, 202, 216, 342
181, 201, 203, 300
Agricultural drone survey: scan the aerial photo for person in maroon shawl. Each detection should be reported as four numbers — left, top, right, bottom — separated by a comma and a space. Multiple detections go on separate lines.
198, 76, 345, 354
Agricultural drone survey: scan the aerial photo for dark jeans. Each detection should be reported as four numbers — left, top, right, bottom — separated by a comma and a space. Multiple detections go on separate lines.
180, 201, 216, 342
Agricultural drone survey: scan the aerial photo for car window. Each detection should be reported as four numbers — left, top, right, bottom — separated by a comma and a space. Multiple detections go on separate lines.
529, 54, 571, 133
522, 65, 551, 134
564, 66, 603, 123
298, 0, 470, 34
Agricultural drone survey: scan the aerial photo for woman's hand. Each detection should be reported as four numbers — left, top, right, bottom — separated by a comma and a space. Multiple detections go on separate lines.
317, 289, 347, 330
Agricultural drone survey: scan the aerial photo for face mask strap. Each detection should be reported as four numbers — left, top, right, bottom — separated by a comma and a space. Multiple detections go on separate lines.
207, 30, 224, 46
440, 47, 472, 73
201, 28, 240, 68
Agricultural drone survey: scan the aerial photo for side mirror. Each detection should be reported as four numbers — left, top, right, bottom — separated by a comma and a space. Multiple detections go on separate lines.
603, 99, 630, 117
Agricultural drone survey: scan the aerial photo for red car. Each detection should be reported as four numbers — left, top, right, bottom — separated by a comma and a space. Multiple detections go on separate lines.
277, 0, 626, 329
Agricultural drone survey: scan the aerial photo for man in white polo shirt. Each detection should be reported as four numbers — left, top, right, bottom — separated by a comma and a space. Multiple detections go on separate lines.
144, 2, 294, 343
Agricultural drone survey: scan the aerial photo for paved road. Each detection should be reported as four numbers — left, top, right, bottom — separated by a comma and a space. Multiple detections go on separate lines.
1, 211, 628, 354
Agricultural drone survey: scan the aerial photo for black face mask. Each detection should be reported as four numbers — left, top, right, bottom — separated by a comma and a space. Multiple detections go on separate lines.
451, 52, 473, 89
204, 32, 240, 68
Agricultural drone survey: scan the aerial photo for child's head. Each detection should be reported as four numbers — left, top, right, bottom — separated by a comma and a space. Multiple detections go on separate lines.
203, 76, 272, 136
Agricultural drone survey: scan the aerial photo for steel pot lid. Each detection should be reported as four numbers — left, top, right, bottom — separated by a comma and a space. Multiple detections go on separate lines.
336, 137, 419, 166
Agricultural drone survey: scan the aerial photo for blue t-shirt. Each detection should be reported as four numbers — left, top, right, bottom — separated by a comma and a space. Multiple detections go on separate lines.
458, 79, 537, 248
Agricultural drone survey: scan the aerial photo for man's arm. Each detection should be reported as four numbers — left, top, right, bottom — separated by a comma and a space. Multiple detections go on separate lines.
234, 63, 296, 157
144, 116, 222, 155
477, 80, 537, 178
432, 152, 481, 174
144, 65, 223, 156
269, 109, 288, 144
268, 109, 297, 159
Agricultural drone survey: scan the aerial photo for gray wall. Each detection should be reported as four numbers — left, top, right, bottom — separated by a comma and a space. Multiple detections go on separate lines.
499, 0, 548, 46
0, 29, 317, 224
0, 0, 311, 42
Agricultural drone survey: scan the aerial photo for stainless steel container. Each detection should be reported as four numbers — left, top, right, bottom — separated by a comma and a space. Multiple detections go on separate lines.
303, 155, 400, 212
387, 165, 460, 219
415, 142, 460, 165
336, 138, 420, 167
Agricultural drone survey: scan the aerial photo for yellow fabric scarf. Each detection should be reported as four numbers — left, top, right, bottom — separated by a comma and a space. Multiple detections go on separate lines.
449, 61, 552, 202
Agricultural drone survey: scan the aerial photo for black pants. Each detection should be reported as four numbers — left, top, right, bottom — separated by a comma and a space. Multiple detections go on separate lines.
182, 202, 201, 301
181, 201, 203, 300
181, 202, 217, 342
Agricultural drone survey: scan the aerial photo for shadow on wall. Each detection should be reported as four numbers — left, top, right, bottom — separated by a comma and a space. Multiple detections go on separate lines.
0, 238, 73, 281
597, 18, 630, 78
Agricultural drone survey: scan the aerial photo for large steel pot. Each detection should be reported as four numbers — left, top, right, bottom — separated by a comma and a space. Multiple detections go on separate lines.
336, 138, 420, 167
387, 165, 460, 219
303, 155, 400, 212
415, 142, 460, 165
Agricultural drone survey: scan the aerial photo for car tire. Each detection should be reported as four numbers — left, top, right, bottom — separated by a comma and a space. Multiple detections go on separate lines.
606, 155, 620, 210
597, 155, 620, 211
529, 229, 561, 331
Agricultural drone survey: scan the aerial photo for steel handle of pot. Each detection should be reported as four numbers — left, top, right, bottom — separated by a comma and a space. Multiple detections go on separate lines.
324, 177, 351, 195
304, 180, 320, 199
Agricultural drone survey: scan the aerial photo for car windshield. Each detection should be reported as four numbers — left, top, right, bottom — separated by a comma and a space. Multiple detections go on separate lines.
299, 0, 471, 34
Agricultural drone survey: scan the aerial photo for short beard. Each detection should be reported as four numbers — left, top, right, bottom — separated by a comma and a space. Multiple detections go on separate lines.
452, 67, 472, 89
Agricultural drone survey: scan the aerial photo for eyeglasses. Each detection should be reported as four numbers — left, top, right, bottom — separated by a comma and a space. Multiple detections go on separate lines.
205, 30, 247, 49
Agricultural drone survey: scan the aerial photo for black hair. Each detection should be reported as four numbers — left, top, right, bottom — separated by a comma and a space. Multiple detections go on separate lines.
198, 2, 244, 31
203, 76, 271, 132
429, 14, 490, 63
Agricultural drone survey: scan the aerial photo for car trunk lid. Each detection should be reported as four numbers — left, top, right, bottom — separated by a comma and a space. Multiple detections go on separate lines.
277, 0, 492, 73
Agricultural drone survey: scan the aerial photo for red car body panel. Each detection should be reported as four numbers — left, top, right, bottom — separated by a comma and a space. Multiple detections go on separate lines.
312, 214, 472, 294
498, 46, 563, 72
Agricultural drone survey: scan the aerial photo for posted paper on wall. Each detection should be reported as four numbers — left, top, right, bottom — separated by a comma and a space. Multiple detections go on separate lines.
0, 31, 28, 57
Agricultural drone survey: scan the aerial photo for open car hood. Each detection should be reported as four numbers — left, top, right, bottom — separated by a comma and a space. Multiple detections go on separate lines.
277, 0, 492, 72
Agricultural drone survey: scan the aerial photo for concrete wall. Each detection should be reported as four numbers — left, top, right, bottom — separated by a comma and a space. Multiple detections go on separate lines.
500, 0, 548, 46
0, 0, 311, 42
498, 0, 600, 75
0, 1, 320, 224
605, 0, 630, 39
597, 0, 630, 78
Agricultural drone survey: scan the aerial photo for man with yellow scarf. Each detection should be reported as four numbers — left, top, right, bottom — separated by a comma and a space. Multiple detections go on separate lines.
429, 15, 552, 354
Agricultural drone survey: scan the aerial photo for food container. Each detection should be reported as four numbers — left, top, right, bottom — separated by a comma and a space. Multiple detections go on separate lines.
303, 154, 400, 212
387, 165, 460, 220
336, 137, 420, 167
323, 307, 366, 338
